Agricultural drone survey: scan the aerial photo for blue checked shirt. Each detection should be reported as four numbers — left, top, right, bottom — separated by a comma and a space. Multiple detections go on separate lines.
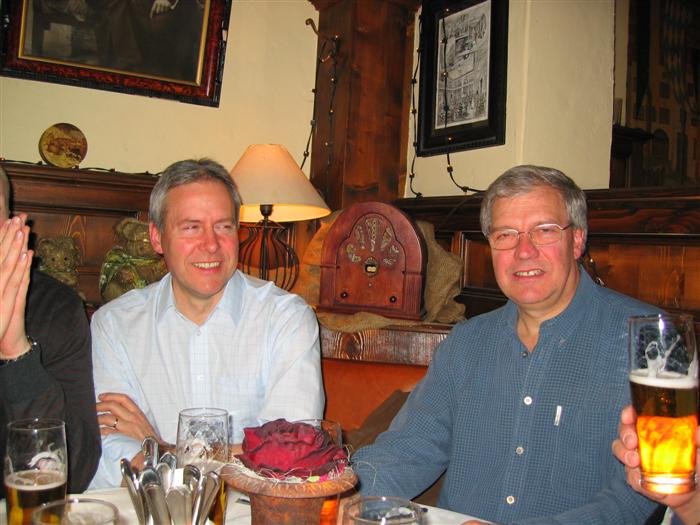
354, 270, 661, 524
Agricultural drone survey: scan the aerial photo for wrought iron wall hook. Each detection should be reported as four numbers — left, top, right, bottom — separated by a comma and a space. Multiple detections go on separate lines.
300, 17, 341, 191
583, 247, 606, 287
305, 18, 340, 62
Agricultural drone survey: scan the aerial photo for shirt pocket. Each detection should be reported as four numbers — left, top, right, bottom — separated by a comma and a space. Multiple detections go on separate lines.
547, 402, 611, 504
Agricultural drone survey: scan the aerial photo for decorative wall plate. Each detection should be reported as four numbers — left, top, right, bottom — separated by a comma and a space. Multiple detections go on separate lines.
38, 123, 88, 168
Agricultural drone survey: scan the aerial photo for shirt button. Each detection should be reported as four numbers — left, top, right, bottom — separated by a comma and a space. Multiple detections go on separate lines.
521, 351, 528, 358
515, 446, 524, 455
523, 396, 533, 405
196, 330, 202, 336
506, 495, 516, 505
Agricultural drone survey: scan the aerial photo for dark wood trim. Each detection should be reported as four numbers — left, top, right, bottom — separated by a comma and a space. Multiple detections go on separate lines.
4, 162, 158, 218
395, 185, 700, 335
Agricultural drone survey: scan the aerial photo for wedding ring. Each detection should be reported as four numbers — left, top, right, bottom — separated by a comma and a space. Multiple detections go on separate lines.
112, 417, 119, 430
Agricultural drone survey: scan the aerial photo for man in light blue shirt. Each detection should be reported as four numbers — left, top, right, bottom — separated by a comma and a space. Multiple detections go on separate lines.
353, 166, 660, 524
89, 158, 324, 488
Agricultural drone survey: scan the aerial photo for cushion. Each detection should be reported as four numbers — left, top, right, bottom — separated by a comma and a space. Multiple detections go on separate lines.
345, 389, 444, 506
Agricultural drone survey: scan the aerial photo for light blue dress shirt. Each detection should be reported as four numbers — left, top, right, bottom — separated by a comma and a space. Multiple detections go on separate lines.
89, 271, 324, 489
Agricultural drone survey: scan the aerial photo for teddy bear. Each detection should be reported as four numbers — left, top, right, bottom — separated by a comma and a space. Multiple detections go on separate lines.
36, 235, 81, 291
99, 217, 167, 303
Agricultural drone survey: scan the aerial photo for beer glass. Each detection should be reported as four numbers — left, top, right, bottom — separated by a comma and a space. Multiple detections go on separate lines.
344, 496, 424, 524
32, 498, 118, 525
176, 407, 229, 525
294, 419, 343, 525
629, 313, 699, 494
4, 418, 67, 525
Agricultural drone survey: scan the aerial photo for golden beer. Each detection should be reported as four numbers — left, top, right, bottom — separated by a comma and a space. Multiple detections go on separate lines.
320, 496, 340, 525
630, 373, 698, 494
207, 482, 229, 525
4, 470, 67, 525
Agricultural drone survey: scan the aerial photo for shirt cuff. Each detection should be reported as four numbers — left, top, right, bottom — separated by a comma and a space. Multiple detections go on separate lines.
0, 342, 54, 403
89, 433, 142, 489
667, 508, 682, 525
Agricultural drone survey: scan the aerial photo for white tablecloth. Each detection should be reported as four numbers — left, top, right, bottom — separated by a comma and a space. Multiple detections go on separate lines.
2, 487, 481, 524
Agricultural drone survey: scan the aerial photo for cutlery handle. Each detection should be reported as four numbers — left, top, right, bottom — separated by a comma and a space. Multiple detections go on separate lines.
144, 483, 174, 525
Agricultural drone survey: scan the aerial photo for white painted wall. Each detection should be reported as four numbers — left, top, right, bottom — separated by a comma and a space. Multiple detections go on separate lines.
0, 1, 319, 174
1, 0, 616, 195
406, 0, 616, 196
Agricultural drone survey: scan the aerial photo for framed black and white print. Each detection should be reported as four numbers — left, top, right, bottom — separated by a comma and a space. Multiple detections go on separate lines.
417, 0, 508, 156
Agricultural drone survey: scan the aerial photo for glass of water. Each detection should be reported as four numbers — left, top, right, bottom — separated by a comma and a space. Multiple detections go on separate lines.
344, 496, 424, 524
32, 498, 118, 524
176, 407, 230, 525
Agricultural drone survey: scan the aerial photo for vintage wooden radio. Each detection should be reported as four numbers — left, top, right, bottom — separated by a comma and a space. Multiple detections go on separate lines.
318, 201, 426, 320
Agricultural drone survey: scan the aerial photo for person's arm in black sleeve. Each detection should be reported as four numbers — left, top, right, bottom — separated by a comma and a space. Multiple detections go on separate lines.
19, 272, 101, 493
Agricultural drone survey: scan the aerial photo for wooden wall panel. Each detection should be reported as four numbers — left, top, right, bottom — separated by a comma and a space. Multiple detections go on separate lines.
3, 161, 158, 306
396, 186, 700, 336
587, 244, 700, 312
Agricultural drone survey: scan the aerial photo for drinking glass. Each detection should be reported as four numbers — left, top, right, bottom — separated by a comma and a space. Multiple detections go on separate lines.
32, 498, 118, 525
294, 419, 343, 525
176, 407, 229, 525
344, 496, 424, 524
4, 418, 67, 525
628, 313, 698, 494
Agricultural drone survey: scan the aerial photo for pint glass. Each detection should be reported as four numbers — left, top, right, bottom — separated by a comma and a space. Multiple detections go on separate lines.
4, 418, 68, 525
628, 313, 698, 494
176, 407, 229, 525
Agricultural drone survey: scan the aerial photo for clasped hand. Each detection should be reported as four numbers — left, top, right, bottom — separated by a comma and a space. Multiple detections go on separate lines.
96, 392, 163, 444
0, 215, 32, 359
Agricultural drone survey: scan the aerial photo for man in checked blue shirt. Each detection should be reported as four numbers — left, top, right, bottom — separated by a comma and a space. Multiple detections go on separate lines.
352, 165, 661, 524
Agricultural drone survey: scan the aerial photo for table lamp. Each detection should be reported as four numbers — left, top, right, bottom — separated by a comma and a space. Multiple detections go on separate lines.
230, 144, 331, 290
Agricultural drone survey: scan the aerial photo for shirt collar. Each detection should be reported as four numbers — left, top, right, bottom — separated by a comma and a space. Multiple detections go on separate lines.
217, 270, 244, 323
154, 270, 244, 325
503, 265, 595, 340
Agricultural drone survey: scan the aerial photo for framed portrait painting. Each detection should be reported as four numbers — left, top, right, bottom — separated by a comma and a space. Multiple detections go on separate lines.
417, 0, 508, 156
0, 0, 231, 107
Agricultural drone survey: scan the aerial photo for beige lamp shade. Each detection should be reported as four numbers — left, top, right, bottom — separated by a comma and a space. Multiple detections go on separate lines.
230, 144, 331, 223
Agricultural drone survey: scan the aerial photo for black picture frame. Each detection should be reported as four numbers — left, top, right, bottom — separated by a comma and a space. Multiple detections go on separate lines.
0, 0, 231, 107
417, 0, 508, 156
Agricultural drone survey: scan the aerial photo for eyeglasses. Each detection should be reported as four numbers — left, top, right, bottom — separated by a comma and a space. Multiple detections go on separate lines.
487, 223, 573, 250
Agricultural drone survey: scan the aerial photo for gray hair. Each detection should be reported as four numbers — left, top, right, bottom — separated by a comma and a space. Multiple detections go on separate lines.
149, 158, 241, 230
0, 166, 10, 221
480, 165, 588, 243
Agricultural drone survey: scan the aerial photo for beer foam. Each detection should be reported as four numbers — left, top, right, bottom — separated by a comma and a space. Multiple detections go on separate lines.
630, 369, 698, 389
5, 470, 66, 491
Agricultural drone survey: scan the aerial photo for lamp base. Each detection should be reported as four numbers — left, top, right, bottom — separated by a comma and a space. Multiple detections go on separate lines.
239, 216, 299, 291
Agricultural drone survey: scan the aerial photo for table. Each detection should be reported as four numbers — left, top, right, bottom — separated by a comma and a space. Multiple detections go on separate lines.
2, 487, 480, 524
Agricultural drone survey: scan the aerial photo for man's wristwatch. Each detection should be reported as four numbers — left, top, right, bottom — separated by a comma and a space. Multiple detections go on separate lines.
0, 336, 39, 366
